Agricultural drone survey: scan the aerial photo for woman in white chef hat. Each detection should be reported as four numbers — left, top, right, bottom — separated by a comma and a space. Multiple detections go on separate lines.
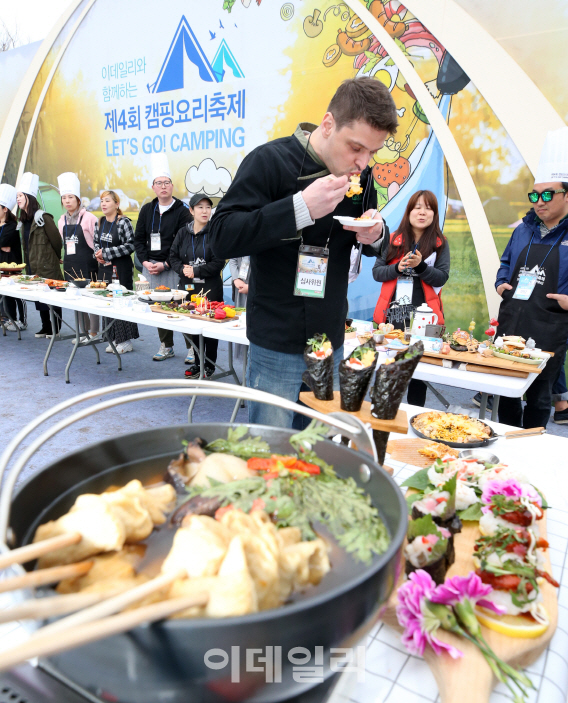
16, 172, 63, 338
0, 183, 27, 331
57, 172, 99, 340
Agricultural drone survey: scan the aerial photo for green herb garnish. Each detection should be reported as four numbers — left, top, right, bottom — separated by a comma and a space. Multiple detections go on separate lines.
205, 426, 272, 460
306, 333, 329, 353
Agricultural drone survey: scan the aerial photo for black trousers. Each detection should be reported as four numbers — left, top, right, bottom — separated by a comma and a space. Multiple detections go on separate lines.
2, 297, 26, 324
186, 334, 218, 368
498, 351, 564, 428
407, 378, 427, 406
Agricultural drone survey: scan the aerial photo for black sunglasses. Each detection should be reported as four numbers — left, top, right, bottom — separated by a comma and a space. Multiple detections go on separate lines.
528, 189, 566, 203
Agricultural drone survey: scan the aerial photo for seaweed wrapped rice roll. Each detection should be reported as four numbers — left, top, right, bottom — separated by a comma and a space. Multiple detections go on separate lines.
338, 342, 378, 412
411, 475, 462, 536
302, 333, 334, 401
404, 515, 454, 585
370, 341, 424, 419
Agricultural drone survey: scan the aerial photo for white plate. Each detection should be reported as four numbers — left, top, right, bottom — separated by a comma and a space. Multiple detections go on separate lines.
228, 321, 245, 330
333, 216, 377, 228
492, 350, 543, 365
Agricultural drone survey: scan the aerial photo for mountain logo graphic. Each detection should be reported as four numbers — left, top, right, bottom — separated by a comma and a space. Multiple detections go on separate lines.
148, 16, 244, 93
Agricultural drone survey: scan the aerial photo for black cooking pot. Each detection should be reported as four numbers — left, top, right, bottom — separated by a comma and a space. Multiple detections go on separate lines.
10, 423, 407, 703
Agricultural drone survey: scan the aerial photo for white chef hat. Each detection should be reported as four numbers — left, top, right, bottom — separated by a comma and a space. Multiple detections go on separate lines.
535, 127, 568, 184
0, 184, 17, 211
16, 172, 39, 199
150, 153, 171, 184
57, 172, 80, 199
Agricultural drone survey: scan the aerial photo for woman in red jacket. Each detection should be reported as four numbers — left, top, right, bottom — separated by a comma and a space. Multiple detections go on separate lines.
372, 190, 450, 406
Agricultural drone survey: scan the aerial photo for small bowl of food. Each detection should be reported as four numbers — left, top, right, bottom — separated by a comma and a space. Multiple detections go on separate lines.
458, 448, 500, 464
71, 278, 90, 288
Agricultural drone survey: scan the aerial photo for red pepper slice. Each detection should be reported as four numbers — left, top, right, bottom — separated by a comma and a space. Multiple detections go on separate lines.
251, 498, 266, 511
536, 569, 560, 588
262, 471, 280, 480
294, 460, 320, 475
271, 455, 297, 468
247, 457, 277, 471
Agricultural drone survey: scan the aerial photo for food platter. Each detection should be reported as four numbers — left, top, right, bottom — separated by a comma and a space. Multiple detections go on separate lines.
492, 350, 543, 365
410, 411, 497, 448
8, 416, 407, 703
333, 215, 377, 227
150, 303, 237, 324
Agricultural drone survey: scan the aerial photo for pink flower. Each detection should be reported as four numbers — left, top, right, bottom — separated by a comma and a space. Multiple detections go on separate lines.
481, 479, 541, 514
396, 571, 463, 658
430, 572, 506, 616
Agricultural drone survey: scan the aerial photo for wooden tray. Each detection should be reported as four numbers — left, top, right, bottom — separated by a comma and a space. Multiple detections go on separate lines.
299, 391, 408, 434
386, 438, 458, 467
382, 511, 558, 703
150, 304, 233, 324
421, 356, 529, 379
423, 348, 545, 375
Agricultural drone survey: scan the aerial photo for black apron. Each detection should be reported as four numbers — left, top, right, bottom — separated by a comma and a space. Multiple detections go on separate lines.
498, 232, 568, 357
97, 218, 133, 290
63, 215, 96, 281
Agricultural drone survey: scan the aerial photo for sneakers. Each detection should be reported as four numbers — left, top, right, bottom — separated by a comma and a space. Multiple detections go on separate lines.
106, 341, 134, 354
553, 408, 568, 424
35, 327, 52, 338
185, 364, 215, 379
184, 349, 195, 365
15, 321, 27, 331
72, 336, 90, 345
153, 343, 175, 361
472, 392, 493, 411
4, 321, 17, 331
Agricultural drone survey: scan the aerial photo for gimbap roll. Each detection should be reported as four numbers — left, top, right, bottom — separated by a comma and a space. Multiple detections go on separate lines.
302, 333, 334, 401
404, 515, 453, 585
370, 341, 424, 420
338, 342, 378, 412
411, 474, 462, 536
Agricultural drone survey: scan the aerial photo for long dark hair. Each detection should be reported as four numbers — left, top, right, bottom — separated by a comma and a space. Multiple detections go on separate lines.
18, 194, 39, 223
386, 190, 446, 262
0, 207, 17, 224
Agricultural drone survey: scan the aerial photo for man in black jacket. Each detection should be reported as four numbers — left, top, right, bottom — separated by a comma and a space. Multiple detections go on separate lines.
209, 78, 398, 427
134, 157, 190, 360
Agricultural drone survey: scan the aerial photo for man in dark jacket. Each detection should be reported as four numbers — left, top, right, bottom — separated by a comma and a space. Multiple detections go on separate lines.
495, 164, 568, 428
134, 156, 190, 360
209, 78, 398, 428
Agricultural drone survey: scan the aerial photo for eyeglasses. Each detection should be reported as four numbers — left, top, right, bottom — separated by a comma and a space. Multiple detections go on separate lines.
527, 189, 566, 204
153, 180, 172, 188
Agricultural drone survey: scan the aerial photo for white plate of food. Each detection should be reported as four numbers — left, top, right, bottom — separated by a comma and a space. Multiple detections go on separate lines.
492, 350, 543, 365
333, 216, 377, 228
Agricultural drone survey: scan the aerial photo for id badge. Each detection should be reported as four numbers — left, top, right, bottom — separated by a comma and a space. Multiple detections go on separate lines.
150, 232, 161, 251
66, 240, 76, 256
193, 278, 204, 283
294, 245, 329, 298
185, 283, 195, 291
513, 272, 537, 300
396, 276, 413, 303
238, 258, 250, 280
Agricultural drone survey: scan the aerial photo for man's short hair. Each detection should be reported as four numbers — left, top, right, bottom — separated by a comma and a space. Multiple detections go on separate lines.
562, 182, 568, 191
327, 78, 398, 135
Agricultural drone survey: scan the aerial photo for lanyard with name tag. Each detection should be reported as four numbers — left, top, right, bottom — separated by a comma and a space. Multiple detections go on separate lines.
150, 232, 161, 251
294, 244, 329, 298
512, 230, 565, 300
238, 258, 250, 281
66, 240, 76, 255
395, 276, 413, 303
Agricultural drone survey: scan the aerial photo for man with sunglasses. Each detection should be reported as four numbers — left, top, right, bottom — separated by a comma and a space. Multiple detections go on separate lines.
134, 154, 190, 361
494, 128, 568, 428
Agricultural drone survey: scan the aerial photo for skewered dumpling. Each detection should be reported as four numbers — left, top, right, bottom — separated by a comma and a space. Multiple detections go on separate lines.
161, 515, 231, 577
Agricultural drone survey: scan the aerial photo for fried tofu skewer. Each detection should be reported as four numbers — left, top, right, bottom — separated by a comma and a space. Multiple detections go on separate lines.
0, 532, 82, 570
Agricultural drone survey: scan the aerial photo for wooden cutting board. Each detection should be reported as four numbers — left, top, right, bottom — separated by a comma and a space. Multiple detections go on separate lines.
386, 438, 458, 467
382, 513, 558, 703
299, 391, 408, 434
421, 356, 530, 379
149, 305, 234, 324
422, 348, 545, 374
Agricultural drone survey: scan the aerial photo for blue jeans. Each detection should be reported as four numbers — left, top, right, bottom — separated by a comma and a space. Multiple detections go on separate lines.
247, 342, 343, 429
552, 346, 568, 402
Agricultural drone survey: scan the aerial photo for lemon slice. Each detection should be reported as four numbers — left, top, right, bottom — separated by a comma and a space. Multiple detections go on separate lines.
475, 607, 548, 638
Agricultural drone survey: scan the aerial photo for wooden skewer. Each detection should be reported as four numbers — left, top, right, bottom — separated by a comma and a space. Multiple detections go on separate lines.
0, 591, 107, 624
38, 568, 186, 636
0, 533, 82, 570
71, 268, 80, 280
0, 560, 93, 595
0, 593, 209, 673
